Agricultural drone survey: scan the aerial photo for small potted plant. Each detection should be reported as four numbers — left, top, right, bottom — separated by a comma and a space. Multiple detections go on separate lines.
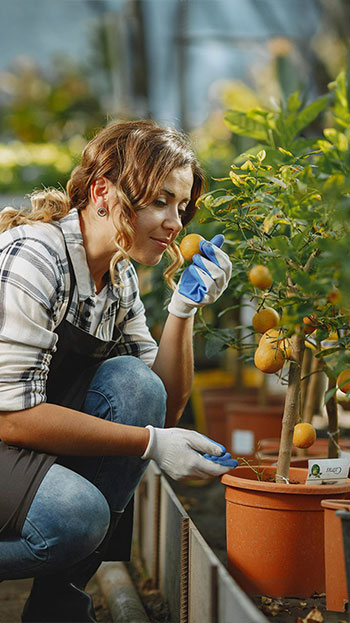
197, 70, 350, 598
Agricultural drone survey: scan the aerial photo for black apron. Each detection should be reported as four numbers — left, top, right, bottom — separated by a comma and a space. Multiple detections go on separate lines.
0, 253, 133, 561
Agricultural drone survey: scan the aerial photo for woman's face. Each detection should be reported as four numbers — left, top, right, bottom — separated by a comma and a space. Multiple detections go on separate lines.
128, 165, 194, 266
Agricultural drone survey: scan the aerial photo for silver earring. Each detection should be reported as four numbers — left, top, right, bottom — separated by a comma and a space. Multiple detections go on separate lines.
97, 207, 107, 217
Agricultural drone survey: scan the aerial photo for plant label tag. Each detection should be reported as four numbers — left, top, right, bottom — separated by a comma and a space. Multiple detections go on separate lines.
306, 458, 349, 485
231, 430, 254, 455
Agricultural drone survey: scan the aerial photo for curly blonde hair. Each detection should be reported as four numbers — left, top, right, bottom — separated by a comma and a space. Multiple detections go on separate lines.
0, 120, 205, 288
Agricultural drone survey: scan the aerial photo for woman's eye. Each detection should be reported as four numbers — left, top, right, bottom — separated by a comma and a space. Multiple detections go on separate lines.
154, 199, 167, 207
179, 204, 189, 218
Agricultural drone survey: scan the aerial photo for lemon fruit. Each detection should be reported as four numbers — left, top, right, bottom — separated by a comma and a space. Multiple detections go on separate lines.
293, 422, 316, 449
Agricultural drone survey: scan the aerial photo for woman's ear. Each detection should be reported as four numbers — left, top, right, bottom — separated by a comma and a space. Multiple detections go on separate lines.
90, 176, 111, 207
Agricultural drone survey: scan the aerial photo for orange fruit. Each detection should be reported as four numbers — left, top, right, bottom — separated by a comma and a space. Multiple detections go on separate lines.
179, 233, 204, 261
303, 314, 318, 334
252, 307, 280, 333
254, 343, 285, 374
248, 265, 273, 290
337, 369, 350, 394
259, 328, 292, 360
292, 422, 316, 449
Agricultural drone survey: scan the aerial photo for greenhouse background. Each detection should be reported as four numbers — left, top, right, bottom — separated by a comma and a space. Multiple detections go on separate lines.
0, 0, 349, 199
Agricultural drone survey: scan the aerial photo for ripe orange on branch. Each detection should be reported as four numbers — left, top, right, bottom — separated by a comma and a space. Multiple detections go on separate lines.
303, 314, 318, 335
248, 265, 273, 290
259, 328, 292, 360
292, 422, 316, 449
252, 307, 280, 333
337, 369, 350, 394
179, 233, 204, 261
254, 343, 285, 374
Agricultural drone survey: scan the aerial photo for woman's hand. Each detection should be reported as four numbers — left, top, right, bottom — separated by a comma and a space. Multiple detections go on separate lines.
168, 234, 232, 318
141, 425, 238, 480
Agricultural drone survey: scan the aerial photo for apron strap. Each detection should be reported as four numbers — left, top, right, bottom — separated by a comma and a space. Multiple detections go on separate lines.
59, 237, 76, 327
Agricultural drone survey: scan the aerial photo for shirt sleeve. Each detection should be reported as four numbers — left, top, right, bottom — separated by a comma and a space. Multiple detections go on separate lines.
0, 238, 64, 410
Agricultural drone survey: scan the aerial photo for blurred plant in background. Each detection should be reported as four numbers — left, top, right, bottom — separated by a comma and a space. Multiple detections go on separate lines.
0, 55, 106, 194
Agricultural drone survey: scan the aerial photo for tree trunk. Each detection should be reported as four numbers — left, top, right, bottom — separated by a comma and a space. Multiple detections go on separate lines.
276, 333, 305, 483
300, 347, 311, 414
326, 375, 339, 459
303, 353, 322, 424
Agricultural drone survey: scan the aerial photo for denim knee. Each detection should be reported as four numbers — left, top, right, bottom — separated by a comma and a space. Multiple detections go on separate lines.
83, 356, 167, 430
24, 464, 111, 569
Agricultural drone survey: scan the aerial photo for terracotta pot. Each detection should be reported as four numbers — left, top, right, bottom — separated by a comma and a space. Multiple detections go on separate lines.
224, 401, 284, 460
321, 499, 350, 612
258, 437, 350, 461
198, 387, 242, 447
222, 466, 350, 598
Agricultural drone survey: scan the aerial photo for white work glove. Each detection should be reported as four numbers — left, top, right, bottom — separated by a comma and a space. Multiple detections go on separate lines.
168, 234, 232, 319
141, 425, 238, 481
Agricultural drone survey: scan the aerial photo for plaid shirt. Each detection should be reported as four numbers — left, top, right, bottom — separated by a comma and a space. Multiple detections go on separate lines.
0, 208, 158, 411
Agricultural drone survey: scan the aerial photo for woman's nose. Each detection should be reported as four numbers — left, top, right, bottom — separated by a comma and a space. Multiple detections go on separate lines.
164, 208, 182, 233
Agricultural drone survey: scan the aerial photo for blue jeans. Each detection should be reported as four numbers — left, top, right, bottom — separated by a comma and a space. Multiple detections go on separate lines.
0, 356, 166, 580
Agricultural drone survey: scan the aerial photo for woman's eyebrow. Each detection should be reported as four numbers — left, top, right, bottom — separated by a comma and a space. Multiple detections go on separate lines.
161, 188, 191, 202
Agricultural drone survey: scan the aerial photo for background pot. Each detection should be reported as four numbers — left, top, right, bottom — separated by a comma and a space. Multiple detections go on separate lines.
197, 387, 284, 459
222, 466, 350, 598
321, 499, 350, 612
224, 400, 284, 461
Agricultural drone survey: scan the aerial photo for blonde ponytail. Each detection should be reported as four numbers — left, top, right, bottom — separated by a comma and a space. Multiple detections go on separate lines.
0, 188, 71, 234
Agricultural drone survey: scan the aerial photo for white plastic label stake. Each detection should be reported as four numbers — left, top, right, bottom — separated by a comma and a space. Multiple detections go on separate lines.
306, 458, 349, 485
231, 429, 254, 455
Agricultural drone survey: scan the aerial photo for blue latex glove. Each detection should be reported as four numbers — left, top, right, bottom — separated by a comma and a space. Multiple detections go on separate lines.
168, 234, 232, 318
200, 436, 238, 469
203, 452, 238, 468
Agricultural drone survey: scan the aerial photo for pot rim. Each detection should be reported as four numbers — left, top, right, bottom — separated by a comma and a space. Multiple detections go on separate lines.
221, 465, 350, 494
321, 498, 350, 510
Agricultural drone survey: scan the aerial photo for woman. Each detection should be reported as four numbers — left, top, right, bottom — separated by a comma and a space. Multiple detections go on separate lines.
0, 120, 235, 622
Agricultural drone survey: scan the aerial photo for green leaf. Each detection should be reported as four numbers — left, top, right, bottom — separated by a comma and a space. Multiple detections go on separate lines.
287, 95, 330, 142
287, 91, 301, 113
212, 195, 236, 207
267, 257, 286, 282
291, 230, 309, 251
292, 271, 314, 292
204, 336, 228, 358
224, 110, 269, 142
269, 236, 291, 255
316, 346, 342, 358
324, 386, 337, 404
266, 175, 287, 189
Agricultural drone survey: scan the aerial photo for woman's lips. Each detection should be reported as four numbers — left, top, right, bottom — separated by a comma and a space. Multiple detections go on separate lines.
151, 237, 170, 250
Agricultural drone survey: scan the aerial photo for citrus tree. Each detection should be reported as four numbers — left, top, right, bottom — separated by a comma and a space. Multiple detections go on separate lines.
196, 69, 350, 482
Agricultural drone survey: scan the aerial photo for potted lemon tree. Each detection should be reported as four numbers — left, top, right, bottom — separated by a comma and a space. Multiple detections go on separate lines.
195, 70, 350, 598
